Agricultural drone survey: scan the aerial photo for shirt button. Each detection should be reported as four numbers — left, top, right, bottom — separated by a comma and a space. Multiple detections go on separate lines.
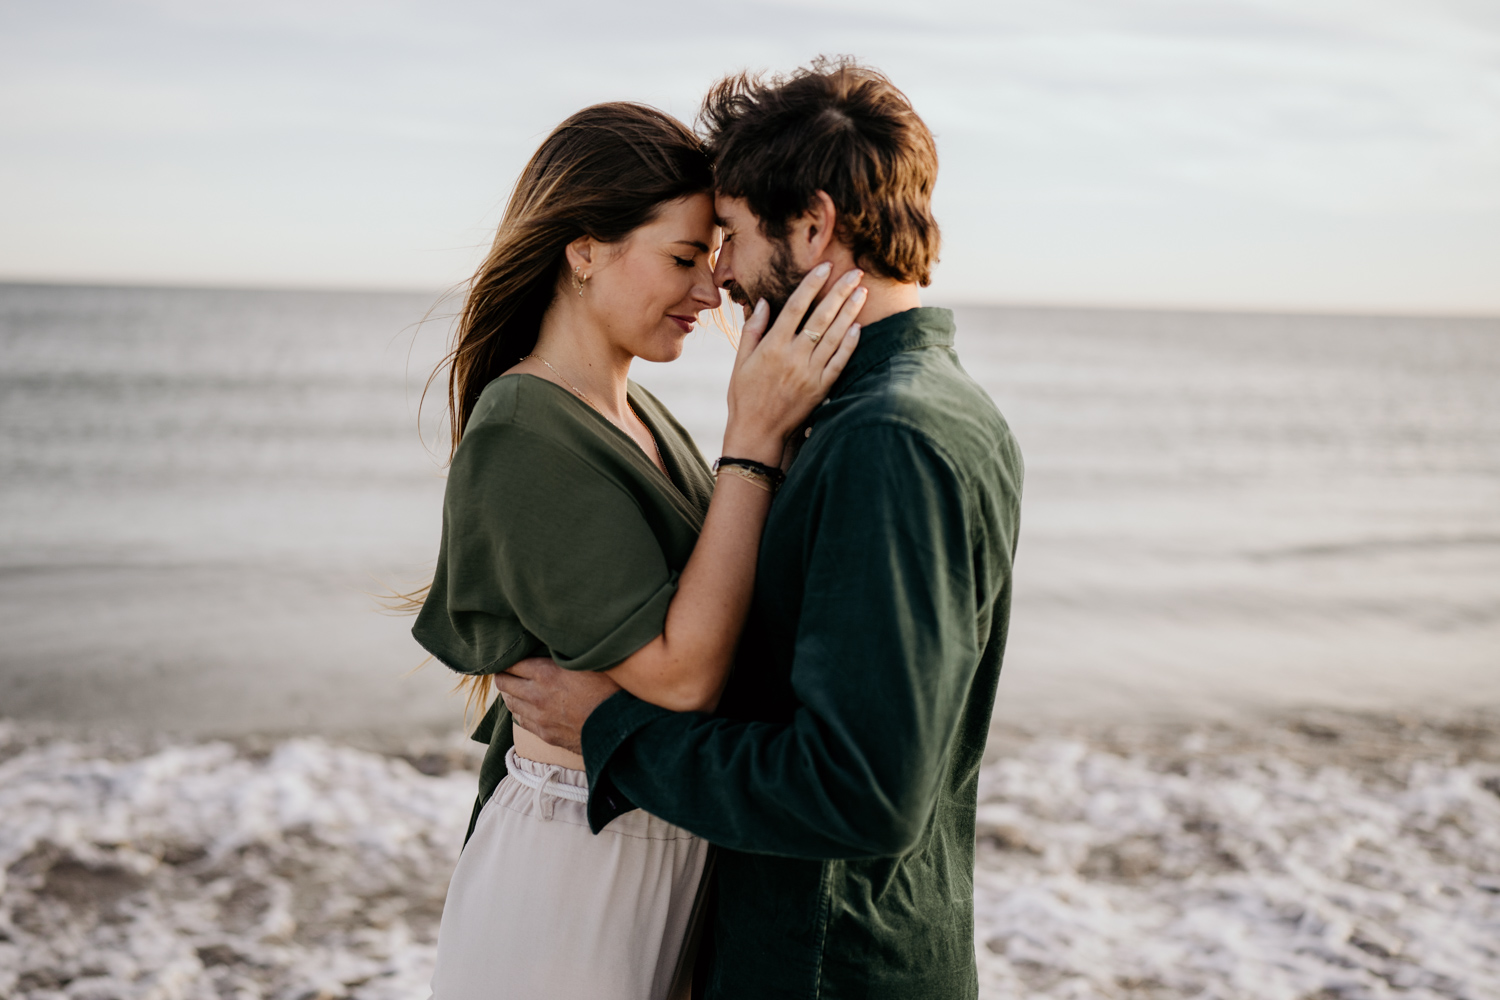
804, 427, 812, 438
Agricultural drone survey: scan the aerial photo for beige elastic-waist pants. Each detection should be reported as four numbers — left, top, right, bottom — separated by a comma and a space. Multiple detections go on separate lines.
430, 748, 710, 1000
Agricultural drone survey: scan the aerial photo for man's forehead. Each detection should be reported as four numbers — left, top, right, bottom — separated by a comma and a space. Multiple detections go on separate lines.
713, 193, 753, 227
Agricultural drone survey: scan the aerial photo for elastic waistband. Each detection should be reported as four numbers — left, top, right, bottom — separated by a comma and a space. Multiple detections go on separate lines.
505, 746, 589, 803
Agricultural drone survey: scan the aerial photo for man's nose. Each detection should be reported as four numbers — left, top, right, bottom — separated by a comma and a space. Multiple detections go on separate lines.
712, 246, 733, 288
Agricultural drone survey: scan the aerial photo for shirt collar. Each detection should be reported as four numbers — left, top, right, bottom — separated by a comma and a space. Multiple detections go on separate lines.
829, 306, 955, 398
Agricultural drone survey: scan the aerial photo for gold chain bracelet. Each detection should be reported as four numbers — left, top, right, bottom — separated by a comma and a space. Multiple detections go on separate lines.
716, 464, 775, 493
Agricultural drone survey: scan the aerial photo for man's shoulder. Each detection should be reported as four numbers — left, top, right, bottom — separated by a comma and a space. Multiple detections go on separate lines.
824, 345, 1021, 482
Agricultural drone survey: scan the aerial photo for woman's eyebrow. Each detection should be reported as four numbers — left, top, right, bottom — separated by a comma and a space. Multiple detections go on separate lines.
672, 240, 711, 253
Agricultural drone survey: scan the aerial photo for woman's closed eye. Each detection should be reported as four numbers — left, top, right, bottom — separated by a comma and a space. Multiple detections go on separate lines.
672, 255, 696, 268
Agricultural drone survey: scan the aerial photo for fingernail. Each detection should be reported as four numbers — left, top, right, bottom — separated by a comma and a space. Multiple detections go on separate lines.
845, 270, 863, 284
855, 287, 868, 299
849, 324, 861, 337
813, 262, 831, 277
754, 298, 768, 315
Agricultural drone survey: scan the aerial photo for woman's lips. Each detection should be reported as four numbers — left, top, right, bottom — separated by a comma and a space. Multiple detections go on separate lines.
668, 314, 696, 332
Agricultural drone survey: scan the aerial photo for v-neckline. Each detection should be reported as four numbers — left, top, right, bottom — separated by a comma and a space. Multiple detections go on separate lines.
505, 373, 694, 507
625, 397, 670, 479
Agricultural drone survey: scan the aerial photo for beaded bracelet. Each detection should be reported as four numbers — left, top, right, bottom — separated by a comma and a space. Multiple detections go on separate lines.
713, 456, 787, 490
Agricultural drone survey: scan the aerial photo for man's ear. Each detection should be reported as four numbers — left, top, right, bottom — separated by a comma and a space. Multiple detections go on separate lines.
792, 190, 838, 263
563, 235, 595, 274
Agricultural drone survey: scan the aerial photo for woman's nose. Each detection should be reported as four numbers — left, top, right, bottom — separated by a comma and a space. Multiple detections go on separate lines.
691, 268, 721, 310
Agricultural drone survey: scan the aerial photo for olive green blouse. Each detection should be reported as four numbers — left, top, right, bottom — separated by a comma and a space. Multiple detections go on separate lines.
412, 373, 714, 831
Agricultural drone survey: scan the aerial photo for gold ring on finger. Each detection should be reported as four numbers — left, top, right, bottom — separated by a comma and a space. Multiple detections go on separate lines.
805, 329, 825, 344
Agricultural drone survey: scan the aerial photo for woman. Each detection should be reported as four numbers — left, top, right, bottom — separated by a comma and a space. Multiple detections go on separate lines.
412, 103, 866, 999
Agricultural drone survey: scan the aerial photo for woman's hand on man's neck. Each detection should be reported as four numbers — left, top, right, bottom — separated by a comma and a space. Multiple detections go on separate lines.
803, 243, 921, 329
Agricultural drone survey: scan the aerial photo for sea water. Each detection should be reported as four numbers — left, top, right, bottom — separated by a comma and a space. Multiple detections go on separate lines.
2, 283, 1498, 999
4, 282, 1495, 733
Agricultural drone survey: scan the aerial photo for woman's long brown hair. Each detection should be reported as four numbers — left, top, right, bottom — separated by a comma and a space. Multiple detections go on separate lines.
400, 103, 713, 722
441, 102, 714, 453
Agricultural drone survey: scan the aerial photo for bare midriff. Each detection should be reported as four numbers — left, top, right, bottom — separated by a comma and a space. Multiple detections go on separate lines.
512, 723, 587, 771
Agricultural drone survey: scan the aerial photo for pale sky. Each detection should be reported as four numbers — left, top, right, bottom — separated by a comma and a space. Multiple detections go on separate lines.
1, 0, 1497, 313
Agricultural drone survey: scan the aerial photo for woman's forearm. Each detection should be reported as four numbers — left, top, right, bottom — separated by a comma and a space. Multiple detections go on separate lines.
605, 472, 772, 712
606, 266, 865, 712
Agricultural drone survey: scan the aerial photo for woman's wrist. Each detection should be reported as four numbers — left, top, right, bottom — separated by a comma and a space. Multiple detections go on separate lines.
720, 431, 784, 468
714, 464, 779, 496
713, 457, 784, 494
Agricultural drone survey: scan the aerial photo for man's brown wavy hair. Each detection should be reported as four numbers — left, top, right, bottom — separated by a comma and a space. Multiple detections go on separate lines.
699, 56, 941, 286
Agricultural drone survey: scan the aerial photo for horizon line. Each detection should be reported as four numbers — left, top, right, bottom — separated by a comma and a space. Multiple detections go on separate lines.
2, 275, 1496, 323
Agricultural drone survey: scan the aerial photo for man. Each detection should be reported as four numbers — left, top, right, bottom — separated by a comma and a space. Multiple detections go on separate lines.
497, 57, 1023, 999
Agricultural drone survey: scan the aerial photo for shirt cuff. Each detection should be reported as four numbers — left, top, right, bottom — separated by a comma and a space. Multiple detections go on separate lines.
581, 689, 672, 833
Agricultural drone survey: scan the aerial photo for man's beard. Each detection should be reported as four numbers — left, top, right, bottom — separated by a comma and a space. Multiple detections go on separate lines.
724, 237, 804, 327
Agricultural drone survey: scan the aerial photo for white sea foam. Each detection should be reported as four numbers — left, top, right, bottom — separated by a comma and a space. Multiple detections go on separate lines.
973, 725, 1500, 1000
0, 726, 474, 1000
1, 718, 1496, 1000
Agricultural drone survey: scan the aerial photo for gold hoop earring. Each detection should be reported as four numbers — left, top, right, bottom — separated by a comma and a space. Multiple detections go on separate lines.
572, 265, 590, 297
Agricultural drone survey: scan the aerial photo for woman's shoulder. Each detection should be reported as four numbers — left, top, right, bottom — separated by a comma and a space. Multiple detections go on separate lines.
469, 372, 568, 428
454, 374, 598, 470
467, 373, 609, 444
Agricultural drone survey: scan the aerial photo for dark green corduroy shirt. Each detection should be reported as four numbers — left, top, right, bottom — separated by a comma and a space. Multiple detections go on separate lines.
582, 307, 1024, 1000
412, 373, 714, 831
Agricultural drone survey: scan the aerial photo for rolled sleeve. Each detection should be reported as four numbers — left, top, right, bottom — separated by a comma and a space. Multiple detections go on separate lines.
414, 420, 679, 676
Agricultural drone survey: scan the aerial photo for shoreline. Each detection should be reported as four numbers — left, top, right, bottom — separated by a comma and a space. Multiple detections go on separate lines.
5, 701, 1497, 760
3, 707, 1496, 999
987, 704, 1500, 771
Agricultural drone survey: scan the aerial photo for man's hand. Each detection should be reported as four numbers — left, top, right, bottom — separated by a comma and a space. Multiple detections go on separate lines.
493, 657, 621, 755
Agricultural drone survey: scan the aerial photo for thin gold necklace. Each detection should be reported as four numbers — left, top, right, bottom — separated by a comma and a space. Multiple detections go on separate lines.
522, 354, 666, 472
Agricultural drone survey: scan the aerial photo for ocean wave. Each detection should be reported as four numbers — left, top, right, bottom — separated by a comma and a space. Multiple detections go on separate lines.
0, 728, 474, 1000
975, 716, 1500, 999
1, 715, 1496, 999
